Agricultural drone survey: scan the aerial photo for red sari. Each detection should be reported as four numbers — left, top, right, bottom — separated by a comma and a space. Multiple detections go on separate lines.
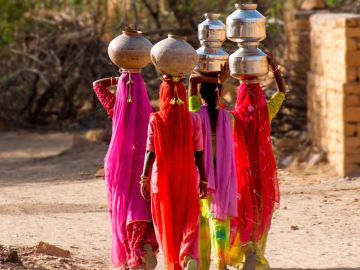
149, 78, 200, 270
231, 82, 279, 245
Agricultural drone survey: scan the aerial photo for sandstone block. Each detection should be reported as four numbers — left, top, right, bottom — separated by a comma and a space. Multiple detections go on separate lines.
345, 94, 360, 106
345, 122, 357, 136
344, 107, 360, 121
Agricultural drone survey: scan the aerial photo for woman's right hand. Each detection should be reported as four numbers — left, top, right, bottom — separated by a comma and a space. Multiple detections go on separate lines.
199, 182, 208, 199
140, 177, 150, 201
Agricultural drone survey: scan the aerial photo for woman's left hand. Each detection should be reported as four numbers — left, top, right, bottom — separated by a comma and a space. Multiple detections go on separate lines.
264, 50, 278, 69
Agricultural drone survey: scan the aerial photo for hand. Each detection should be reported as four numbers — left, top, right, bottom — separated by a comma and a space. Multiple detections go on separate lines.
263, 49, 278, 68
199, 181, 208, 199
140, 177, 150, 201
217, 63, 230, 84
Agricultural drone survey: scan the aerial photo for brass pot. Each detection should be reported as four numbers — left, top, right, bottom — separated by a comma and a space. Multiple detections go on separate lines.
226, 3, 266, 43
108, 30, 153, 69
151, 34, 199, 77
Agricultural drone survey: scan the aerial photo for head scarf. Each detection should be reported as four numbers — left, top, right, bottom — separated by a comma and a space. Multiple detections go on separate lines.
231, 82, 279, 244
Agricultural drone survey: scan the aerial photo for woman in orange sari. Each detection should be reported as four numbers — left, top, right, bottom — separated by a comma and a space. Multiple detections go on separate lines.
141, 76, 207, 270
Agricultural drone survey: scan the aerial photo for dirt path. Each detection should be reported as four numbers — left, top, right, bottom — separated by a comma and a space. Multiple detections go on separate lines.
0, 132, 359, 269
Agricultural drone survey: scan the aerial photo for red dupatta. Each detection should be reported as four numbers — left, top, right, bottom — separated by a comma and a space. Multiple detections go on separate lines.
231, 82, 279, 244
151, 77, 200, 269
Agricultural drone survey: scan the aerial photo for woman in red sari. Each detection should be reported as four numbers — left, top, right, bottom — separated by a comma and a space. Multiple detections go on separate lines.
230, 52, 286, 270
141, 76, 207, 270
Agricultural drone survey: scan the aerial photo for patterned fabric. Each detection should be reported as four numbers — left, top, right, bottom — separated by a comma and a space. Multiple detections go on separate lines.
199, 216, 211, 270
199, 198, 231, 270
123, 221, 159, 269
229, 233, 269, 270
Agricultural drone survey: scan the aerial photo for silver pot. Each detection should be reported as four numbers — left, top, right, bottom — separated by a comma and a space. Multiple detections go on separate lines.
198, 13, 226, 44
195, 45, 228, 74
151, 34, 199, 77
229, 42, 268, 79
226, 3, 266, 43
108, 30, 153, 69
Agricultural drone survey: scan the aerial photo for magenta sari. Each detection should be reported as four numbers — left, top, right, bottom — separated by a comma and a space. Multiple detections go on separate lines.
104, 72, 153, 268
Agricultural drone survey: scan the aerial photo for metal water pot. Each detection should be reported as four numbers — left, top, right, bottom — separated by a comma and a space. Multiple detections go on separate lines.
196, 13, 227, 74
226, 3, 266, 43
198, 13, 226, 44
151, 34, 199, 77
229, 42, 268, 79
108, 30, 153, 69
195, 42, 228, 74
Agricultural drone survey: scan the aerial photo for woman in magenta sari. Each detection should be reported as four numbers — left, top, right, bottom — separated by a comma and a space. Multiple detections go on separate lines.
93, 72, 158, 270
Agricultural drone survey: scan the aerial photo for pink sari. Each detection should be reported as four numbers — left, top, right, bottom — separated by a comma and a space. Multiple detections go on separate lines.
197, 106, 237, 220
104, 72, 153, 268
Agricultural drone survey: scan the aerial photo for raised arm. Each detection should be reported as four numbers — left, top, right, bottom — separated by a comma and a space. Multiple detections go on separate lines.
92, 77, 118, 117
265, 51, 286, 94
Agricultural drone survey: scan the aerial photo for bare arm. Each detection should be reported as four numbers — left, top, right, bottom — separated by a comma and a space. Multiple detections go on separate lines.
142, 150, 156, 178
189, 73, 218, 96
264, 51, 286, 93
195, 151, 207, 199
140, 150, 155, 201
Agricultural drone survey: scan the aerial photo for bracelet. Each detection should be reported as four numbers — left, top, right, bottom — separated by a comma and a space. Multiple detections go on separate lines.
200, 180, 208, 185
139, 175, 150, 185
271, 65, 281, 73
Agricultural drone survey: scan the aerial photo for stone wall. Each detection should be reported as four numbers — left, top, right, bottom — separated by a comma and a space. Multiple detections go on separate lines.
308, 13, 360, 176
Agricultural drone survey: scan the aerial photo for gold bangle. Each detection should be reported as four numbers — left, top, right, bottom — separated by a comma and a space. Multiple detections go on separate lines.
272, 65, 281, 73
200, 180, 208, 185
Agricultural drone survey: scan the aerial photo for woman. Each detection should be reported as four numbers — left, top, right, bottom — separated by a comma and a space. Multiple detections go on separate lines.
140, 75, 207, 270
188, 66, 237, 270
93, 72, 158, 270
229, 51, 286, 270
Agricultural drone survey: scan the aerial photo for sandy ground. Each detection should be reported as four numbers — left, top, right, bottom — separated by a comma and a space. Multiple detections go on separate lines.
0, 131, 360, 270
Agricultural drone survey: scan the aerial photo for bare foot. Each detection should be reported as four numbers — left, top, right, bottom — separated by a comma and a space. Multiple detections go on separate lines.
143, 244, 157, 270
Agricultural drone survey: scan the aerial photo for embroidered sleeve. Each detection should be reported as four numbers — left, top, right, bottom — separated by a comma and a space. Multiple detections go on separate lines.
267, 91, 285, 122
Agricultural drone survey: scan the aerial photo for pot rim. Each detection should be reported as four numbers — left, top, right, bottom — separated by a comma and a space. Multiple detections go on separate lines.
122, 29, 142, 36
235, 3, 258, 10
204, 13, 221, 20
168, 33, 186, 40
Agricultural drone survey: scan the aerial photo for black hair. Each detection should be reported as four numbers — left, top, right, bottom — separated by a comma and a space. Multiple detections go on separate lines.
199, 82, 219, 132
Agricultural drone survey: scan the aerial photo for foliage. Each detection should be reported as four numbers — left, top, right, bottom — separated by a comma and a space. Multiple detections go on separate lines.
326, 0, 346, 8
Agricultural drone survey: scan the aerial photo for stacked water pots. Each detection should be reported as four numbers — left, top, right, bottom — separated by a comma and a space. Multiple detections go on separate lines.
195, 13, 228, 74
226, 3, 269, 79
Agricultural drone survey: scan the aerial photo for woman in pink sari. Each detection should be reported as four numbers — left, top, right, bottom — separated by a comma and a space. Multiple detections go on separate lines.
93, 72, 158, 270
189, 66, 237, 270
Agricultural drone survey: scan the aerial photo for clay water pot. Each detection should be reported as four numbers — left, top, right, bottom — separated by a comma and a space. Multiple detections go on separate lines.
108, 30, 153, 69
150, 34, 199, 77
